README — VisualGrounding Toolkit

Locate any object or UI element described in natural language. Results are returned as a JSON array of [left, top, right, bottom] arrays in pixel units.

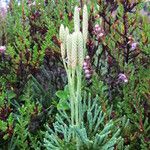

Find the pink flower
[[85, 69, 90, 74], [93, 24, 104, 40], [78, 7, 81, 12], [83, 62, 88, 67], [28, 1, 36, 7], [97, 32, 104, 38], [0, 2, 7, 19], [83, 66, 88, 70], [83, 55, 93, 82], [85, 74, 91, 78], [95, 24, 100, 28], [0, 46, 6, 53], [130, 42, 138, 51], [118, 73, 128, 83], [94, 24, 101, 32]]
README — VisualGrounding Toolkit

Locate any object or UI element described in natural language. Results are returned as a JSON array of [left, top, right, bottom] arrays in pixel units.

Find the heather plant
[[85, 1, 150, 148], [84, 1, 150, 149], [0, 80, 15, 149], [0, 1, 79, 148], [1, 1, 45, 95], [0, 74, 55, 150], [0, 0, 77, 96], [115, 65, 150, 149], [86, 0, 149, 91]]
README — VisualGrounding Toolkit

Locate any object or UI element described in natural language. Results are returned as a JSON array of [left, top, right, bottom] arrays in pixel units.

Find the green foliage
[[0, 0, 149, 149], [0, 74, 55, 149], [56, 86, 69, 110], [0, 0, 75, 95], [44, 92, 124, 150]]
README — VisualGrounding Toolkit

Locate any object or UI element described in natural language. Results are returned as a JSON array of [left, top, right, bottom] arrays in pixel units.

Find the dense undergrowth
[[0, 0, 149, 150]]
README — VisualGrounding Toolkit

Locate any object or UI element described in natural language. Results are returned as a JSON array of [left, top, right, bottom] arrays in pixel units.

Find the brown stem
[[123, 6, 130, 64]]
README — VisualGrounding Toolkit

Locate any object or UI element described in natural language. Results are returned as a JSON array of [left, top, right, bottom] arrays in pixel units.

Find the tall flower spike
[[77, 32, 84, 67], [82, 5, 88, 43], [60, 43, 65, 59], [71, 32, 78, 68], [65, 27, 69, 38], [67, 34, 72, 68], [64, 27, 70, 50], [59, 24, 65, 42], [74, 6, 80, 32]]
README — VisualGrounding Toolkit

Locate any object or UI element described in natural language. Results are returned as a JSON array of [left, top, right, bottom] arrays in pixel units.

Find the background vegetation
[[0, 0, 149, 149]]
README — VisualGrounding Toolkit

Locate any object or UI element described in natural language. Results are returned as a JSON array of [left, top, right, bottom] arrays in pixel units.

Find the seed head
[[59, 24, 65, 42], [71, 32, 78, 68], [82, 5, 88, 43], [60, 43, 65, 59], [77, 32, 84, 67], [74, 6, 80, 32], [66, 34, 72, 67]]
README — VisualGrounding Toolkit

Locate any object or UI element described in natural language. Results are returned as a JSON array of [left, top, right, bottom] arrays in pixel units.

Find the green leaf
[[0, 120, 7, 132], [7, 90, 16, 100], [3, 133, 9, 140], [56, 90, 68, 101], [7, 113, 14, 125], [57, 99, 69, 110]]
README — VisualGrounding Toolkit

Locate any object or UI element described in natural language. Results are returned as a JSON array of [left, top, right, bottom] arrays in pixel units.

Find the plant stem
[[63, 60, 75, 126], [76, 66, 82, 126]]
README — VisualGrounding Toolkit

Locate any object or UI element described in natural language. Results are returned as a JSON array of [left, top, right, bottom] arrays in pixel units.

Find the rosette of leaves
[[44, 92, 124, 150]]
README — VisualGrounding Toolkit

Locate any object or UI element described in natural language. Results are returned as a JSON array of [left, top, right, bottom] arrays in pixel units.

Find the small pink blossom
[[0, 46, 6, 53], [97, 32, 104, 38], [85, 69, 90, 74], [83, 55, 93, 81], [118, 73, 128, 83], [78, 7, 81, 12], [28, 1, 36, 7], [131, 42, 138, 51], [83, 66, 88, 70], [95, 24, 100, 28], [83, 62, 88, 67], [94, 24, 101, 32], [0, 2, 7, 19], [85, 74, 91, 78], [93, 24, 104, 40]]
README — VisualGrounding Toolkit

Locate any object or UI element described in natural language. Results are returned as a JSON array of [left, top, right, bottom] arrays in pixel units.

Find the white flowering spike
[[74, 6, 80, 32], [82, 5, 88, 43], [59, 24, 65, 42], [60, 43, 65, 59], [71, 32, 78, 68], [67, 34, 72, 67], [63, 27, 70, 49], [77, 32, 84, 67], [65, 27, 69, 38]]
